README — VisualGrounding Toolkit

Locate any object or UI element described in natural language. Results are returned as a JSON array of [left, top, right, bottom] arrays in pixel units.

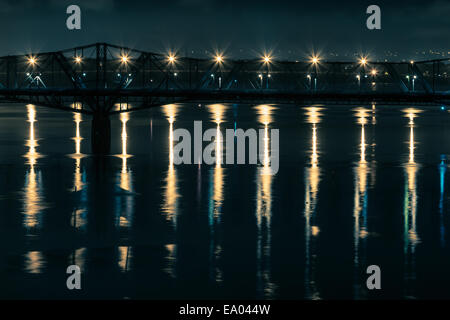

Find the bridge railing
[[0, 43, 449, 94], [0, 43, 449, 115]]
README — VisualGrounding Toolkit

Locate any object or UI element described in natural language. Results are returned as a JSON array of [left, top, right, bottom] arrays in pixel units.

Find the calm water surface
[[1, 102, 450, 299]]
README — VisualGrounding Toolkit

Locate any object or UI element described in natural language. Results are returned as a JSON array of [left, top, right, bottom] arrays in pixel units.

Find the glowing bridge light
[[262, 55, 272, 64], [74, 56, 82, 64], [27, 56, 37, 66], [120, 55, 129, 63], [215, 54, 224, 63], [167, 54, 176, 63], [359, 57, 368, 66], [310, 55, 320, 65], [371, 69, 378, 76]]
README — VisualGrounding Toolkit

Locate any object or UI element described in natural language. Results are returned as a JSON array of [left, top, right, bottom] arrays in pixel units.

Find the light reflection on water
[[207, 104, 227, 284], [254, 104, 276, 298], [303, 106, 322, 300], [352, 107, 373, 299], [22, 104, 46, 231], [161, 104, 180, 279], [402, 108, 421, 299], [161, 104, 181, 227], [69, 112, 87, 230], [1, 102, 450, 299], [115, 112, 134, 229], [439, 155, 446, 249]]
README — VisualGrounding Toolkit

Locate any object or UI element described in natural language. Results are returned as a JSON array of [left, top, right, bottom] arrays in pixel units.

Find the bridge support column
[[91, 112, 111, 154]]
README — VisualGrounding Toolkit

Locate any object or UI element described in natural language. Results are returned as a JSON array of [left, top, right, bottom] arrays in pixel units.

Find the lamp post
[[27, 56, 37, 86], [359, 57, 368, 90], [167, 54, 176, 89], [309, 55, 320, 92], [215, 54, 224, 89], [261, 54, 272, 90], [74, 56, 83, 81], [120, 54, 129, 74]]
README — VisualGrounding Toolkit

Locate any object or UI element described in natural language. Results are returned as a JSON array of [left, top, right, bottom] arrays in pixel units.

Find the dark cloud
[[0, 0, 448, 58], [50, 0, 116, 11], [0, 0, 35, 13]]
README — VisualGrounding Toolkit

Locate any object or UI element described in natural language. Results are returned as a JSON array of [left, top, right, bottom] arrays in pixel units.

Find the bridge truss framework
[[0, 43, 449, 152]]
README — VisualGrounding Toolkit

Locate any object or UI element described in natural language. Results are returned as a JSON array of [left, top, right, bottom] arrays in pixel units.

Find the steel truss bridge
[[0, 43, 449, 152]]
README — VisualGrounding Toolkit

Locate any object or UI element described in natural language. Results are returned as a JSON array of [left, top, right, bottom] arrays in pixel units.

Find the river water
[[0, 102, 450, 299]]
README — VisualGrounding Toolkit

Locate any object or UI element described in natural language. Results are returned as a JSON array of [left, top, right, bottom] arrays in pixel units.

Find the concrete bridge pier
[[91, 112, 111, 154]]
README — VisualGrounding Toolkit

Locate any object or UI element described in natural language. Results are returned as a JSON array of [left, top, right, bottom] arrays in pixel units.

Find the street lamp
[[310, 55, 320, 66], [357, 57, 369, 90], [120, 54, 130, 65], [359, 57, 368, 66], [262, 55, 272, 64], [214, 53, 224, 89], [412, 75, 417, 92], [309, 54, 320, 92], [167, 54, 176, 64], [165, 53, 177, 90], [74, 56, 82, 64], [27, 56, 37, 66], [370, 69, 378, 90], [260, 54, 272, 89]]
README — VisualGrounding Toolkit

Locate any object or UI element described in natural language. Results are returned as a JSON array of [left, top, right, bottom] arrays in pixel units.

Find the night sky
[[0, 0, 449, 59]]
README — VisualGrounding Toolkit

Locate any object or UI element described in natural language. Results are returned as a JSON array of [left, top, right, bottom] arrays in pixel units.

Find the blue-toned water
[[1, 102, 450, 299]]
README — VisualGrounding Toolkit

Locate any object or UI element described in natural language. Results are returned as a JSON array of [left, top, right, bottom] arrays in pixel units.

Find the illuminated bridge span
[[0, 42, 449, 153]]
